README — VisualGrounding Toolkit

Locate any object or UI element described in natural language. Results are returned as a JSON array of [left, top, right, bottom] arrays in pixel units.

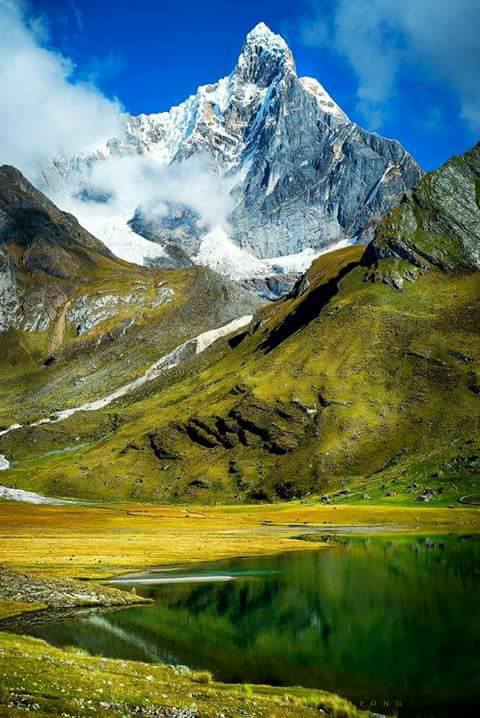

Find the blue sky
[[22, 0, 480, 170]]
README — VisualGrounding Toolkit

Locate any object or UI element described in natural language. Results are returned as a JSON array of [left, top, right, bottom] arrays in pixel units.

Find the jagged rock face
[[226, 30, 421, 256], [0, 247, 22, 331], [0, 165, 110, 263], [129, 203, 205, 255], [0, 164, 113, 333], [366, 142, 480, 274], [232, 112, 421, 257], [44, 23, 422, 277]]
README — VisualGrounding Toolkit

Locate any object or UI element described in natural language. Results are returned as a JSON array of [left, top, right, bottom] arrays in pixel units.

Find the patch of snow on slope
[[194, 227, 265, 280], [266, 167, 281, 196], [0, 313, 253, 505], [1, 316, 253, 440], [0, 483, 75, 504], [270, 239, 351, 272], [79, 213, 167, 265], [300, 77, 349, 122], [194, 227, 352, 280], [195, 315, 253, 354]]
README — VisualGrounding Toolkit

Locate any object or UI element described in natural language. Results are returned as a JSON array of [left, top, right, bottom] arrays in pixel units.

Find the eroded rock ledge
[[0, 566, 148, 615]]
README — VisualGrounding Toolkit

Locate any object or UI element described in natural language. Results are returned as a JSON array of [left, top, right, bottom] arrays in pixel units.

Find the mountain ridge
[[42, 23, 422, 292]]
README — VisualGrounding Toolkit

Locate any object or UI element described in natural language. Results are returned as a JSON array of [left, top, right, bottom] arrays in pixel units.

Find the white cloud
[[300, 0, 480, 130], [0, 1, 235, 253], [53, 153, 237, 256], [0, 0, 123, 179], [87, 153, 235, 230]]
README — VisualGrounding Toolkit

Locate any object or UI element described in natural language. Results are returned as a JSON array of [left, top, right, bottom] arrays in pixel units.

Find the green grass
[[0, 631, 369, 718], [0, 601, 47, 621], [1, 221, 479, 506], [2, 246, 478, 505]]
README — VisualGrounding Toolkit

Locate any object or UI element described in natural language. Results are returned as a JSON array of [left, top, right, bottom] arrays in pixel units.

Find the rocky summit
[[43, 23, 421, 294]]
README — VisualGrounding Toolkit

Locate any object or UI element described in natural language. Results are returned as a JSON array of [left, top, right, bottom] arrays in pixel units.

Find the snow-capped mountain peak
[[245, 21, 283, 43], [236, 22, 295, 87], [42, 22, 422, 296], [243, 22, 292, 56]]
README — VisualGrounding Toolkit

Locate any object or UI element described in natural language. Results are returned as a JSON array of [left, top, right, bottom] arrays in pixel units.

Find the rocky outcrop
[[130, 203, 206, 256], [148, 395, 319, 462], [240, 273, 301, 300], [66, 284, 174, 336], [365, 142, 480, 276], [0, 566, 148, 614]]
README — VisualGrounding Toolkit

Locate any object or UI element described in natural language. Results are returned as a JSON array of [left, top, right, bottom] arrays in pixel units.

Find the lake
[[22, 535, 480, 717]]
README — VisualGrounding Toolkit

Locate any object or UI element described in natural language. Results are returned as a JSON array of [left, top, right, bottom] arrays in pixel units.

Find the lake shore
[[0, 500, 479, 579], [1, 500, 479, 718], [0, 566, 148, 624], [0, 630, 370, 718]]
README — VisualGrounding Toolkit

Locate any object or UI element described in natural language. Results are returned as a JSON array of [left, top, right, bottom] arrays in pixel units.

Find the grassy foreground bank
[[0, 631, 369, 718], [1, 500, 479, 578]]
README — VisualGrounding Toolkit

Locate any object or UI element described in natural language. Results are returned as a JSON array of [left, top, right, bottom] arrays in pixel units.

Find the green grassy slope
[[0, 631, 367, 718], [1, 147, 479, 504], [2, 245, 478, 504]]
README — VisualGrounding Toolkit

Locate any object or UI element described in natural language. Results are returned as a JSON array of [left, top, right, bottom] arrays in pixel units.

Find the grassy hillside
[[1, 243, 478, 504], [0, 147, 479, 504], [0, 166, 260, 426], [0, 265, 259, 426]]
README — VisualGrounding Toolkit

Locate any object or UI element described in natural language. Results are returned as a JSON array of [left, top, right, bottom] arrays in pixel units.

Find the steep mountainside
[[0, 166, 260, 427], [43, 23, 421, 291], [366, 141, 480, 273], [1, 145, 478, 505], [0, 164, 117, 332]]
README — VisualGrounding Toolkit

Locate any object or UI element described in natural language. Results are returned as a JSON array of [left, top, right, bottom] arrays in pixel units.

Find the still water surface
[[25, 536, 480, 717]]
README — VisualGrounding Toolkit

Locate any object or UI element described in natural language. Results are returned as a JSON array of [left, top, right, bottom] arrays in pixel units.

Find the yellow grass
[[0, 500, 478, 579]]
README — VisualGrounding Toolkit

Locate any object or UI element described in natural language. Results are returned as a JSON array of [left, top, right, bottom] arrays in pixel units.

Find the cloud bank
[[56, 153, 236, 236], [0, 0, 123, 179], [300, 0, 480, 130], [90, 154, 235, 231], [0, 0, 234, 252]]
